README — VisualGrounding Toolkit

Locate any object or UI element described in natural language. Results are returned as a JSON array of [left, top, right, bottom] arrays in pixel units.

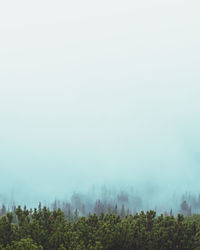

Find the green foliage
[[0, 205, 199, 249], [6, 238, 43, 250]]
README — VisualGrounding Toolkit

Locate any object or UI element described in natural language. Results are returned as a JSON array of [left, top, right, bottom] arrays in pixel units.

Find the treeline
[[0, 189, 143, 220], [1, 190, 199, 219], [0, 205, 200, 249]]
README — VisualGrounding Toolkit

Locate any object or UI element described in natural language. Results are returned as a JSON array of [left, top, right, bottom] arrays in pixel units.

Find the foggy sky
[[0, 0, 200, 204]]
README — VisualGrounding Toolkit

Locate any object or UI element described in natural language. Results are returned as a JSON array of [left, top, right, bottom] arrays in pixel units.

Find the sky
[[0, 0, 200, 205]]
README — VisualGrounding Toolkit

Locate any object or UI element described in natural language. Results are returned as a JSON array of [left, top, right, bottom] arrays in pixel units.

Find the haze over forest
[[0, 0, 200, 210]]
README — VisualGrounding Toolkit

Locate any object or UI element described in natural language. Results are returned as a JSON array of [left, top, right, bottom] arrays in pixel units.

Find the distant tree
[[0, 204, 6, 217], [38, 202, 42, 212], [71, 193, 82, 210], [80, 204, 86, 216], [52, 200, 57, 211], [114, 204, 118, 215], [74, 208, 79, 222], [180, 200, 190, 216], [94, 200, 105, 216], [126, 208, 130, 216], [117, 191, 128, 204], [120, 204, 125, 219]]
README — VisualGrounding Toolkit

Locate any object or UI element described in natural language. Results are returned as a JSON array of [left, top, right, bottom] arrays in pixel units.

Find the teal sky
[[0, 0, 200, 204]]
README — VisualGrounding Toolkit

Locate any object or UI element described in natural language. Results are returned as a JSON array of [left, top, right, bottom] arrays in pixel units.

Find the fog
[[0, 0, 200, 210]]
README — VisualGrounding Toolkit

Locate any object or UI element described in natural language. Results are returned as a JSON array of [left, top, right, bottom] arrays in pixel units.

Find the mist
[[0, 0, 200, 211]]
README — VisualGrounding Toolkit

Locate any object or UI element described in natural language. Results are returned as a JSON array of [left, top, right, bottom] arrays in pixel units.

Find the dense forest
[[0, 190, 200, 249], [0, 204, 200, 249]]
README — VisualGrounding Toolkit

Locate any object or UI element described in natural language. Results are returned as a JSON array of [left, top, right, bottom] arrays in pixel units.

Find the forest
[[0, 205, 200, 249], [0, 190, 200, 249]]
